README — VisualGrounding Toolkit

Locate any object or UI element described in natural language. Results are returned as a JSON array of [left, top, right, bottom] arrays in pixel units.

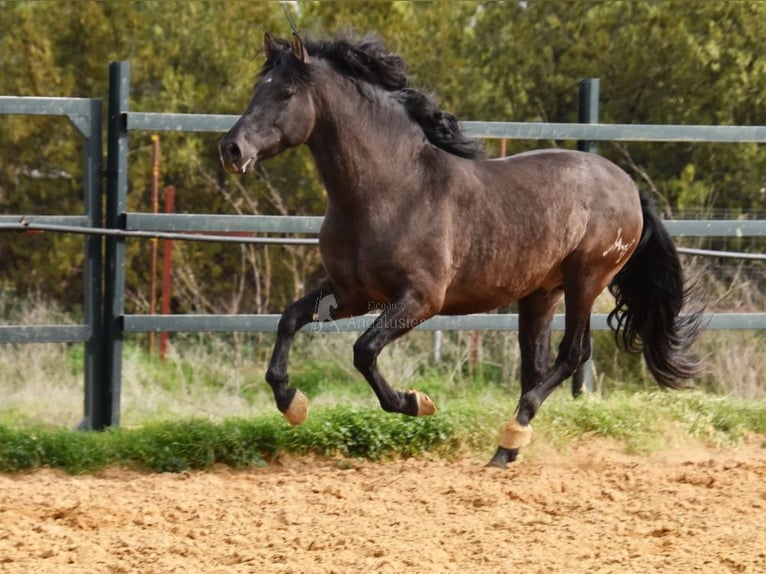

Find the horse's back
[[504, 149, 642, 281], [496, 148, 638, 204], [485, 148, 642, 237], [440, 148, 643, 312]]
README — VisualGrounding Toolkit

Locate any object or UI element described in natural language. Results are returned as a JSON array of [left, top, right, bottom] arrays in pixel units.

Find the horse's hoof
[[283, 389, 309, 426], [486, 446, 519, 469], [499, 418, 533, 450], [413, 390, 436, 416]]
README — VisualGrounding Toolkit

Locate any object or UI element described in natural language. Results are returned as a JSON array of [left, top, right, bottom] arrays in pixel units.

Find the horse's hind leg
[[487, 290, 561, 468], [522, 279, 602, 424], [352, 292, 438, 417], [517, 290, 563, 393], [490, 315, 592, 468], [266, 282, 364, 425], [489, 267, 607, 468]]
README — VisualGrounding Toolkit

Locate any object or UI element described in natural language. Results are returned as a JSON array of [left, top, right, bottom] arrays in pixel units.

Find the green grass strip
[[1, 391, 764, 474]]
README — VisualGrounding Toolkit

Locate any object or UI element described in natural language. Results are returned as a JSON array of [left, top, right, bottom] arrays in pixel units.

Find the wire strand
[[280, 1, 300, 36]]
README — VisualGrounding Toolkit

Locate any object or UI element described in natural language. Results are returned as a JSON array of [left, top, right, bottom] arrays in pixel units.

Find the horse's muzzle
[[218, 139, 256, 174]]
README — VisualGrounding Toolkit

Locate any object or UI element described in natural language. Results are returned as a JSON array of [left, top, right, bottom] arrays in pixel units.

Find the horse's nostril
[[222, 140, 241, 162]]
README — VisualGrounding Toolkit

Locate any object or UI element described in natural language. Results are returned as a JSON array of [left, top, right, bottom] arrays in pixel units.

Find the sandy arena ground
[[1, 439, 765, 574]]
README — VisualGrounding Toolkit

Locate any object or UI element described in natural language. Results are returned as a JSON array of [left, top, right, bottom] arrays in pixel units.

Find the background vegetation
[[1, 0, 764, 314], [2, 388, 765, 474], [0, 1, 765, 470], [0, 298, 764, 473]]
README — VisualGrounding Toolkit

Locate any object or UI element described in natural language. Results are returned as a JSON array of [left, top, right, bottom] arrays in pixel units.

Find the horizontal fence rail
[[0, 96, 97, 138], [122, 312, 766, 334], [0, 325, 92, 343], [0, 221, 320, 245], [125, 111, 766, 143], [118, 108, 766, 349], [125, 213, 324, 233], [462, 121, 766, 143]]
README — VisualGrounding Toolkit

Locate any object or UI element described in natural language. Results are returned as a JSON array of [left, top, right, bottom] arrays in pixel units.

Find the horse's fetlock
[[380, 401, 401, 414], [517, 393, 540, 426], [378, 392, 414, 415], [273, 386, 297, 414], [266, 369, 288, 388]]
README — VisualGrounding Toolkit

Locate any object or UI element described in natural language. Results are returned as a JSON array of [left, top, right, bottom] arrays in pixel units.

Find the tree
[[1, 0, 764, 315]]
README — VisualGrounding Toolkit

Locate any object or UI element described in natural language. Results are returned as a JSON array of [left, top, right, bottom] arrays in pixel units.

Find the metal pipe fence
[[1, 64, 765, 429], [0, 96, 103, 429]]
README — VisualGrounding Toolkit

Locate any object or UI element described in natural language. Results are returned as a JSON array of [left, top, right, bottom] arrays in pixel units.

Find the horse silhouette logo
[[311, 294, 338, 332]]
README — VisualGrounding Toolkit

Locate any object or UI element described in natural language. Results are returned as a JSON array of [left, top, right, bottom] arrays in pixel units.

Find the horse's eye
[[279, 88, 295, 101]]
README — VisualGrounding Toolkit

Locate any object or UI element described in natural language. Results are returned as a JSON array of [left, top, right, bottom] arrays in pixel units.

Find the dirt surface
[[1, 439, 765, 574]]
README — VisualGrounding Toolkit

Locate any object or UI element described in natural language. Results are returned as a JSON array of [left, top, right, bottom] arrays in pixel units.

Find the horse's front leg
[[352, 292, 438, 417], [265, 284, 332, 425], [266, 282, 363, 425]]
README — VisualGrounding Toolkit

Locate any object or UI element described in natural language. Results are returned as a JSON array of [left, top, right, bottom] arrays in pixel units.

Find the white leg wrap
[[498, 417, 533, 449]]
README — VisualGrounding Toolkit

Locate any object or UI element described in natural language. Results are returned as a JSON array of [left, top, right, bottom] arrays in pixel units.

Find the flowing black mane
[[264, 35, 485, 160]]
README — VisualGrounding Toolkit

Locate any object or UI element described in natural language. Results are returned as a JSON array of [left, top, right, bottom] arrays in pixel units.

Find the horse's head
[[219, 33, 315, 174]]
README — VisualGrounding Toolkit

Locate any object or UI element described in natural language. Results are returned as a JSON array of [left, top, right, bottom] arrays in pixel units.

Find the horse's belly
[[440, 262, 563, 314]]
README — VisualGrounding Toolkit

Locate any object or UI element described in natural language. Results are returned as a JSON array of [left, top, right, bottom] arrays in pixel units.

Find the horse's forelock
[[260, 43, 312, 86]]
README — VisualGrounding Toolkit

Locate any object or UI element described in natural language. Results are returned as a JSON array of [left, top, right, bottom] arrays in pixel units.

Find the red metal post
[[159, 185, 176, 361], [148, 135, 160, 355]]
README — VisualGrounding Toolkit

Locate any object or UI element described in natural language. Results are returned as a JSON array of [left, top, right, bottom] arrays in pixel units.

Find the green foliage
[[284, 406, 454, 459], [541, 391, 674, 454], [664, 392, 766, 440], [538, 390, 766, 455], [289, 359, 362, 397], [0, 425, 110, 474], [1, 390, 764, 474], [2, 1, 765, 312]]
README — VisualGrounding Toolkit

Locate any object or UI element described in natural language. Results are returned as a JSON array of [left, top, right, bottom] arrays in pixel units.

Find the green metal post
[[573, 78, 599, 397], [81, 98, 104, 429], [577, 78, 600, 153], [98, 61, 130, 429]]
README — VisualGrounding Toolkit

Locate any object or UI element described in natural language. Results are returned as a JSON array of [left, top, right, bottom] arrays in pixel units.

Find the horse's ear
[[291, 33, 310, 63], [263, 32, 278, 58]]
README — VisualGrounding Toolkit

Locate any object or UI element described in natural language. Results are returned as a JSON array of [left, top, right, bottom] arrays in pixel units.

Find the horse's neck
[[307, 81, 424, 214]]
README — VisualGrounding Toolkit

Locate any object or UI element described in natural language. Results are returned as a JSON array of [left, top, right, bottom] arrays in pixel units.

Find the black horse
[[219, 33, 704, 467]]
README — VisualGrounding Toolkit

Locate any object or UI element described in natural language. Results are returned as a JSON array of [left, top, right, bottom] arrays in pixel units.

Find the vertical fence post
[[148, 135, 160, 356], [159, 185, 176, 361], [577, 79, 600, 154], [572, 78, 600, 397], [98, 61, 130, 429], [81, 98, 104, 430]]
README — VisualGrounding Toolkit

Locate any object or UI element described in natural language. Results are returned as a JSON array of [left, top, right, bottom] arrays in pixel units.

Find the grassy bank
[[1, 390, 764, 474], [1, 300, 765, 473]]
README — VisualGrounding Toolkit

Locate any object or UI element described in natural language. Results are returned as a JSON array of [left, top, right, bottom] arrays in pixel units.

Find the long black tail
[[607, 191, 705, 388]]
